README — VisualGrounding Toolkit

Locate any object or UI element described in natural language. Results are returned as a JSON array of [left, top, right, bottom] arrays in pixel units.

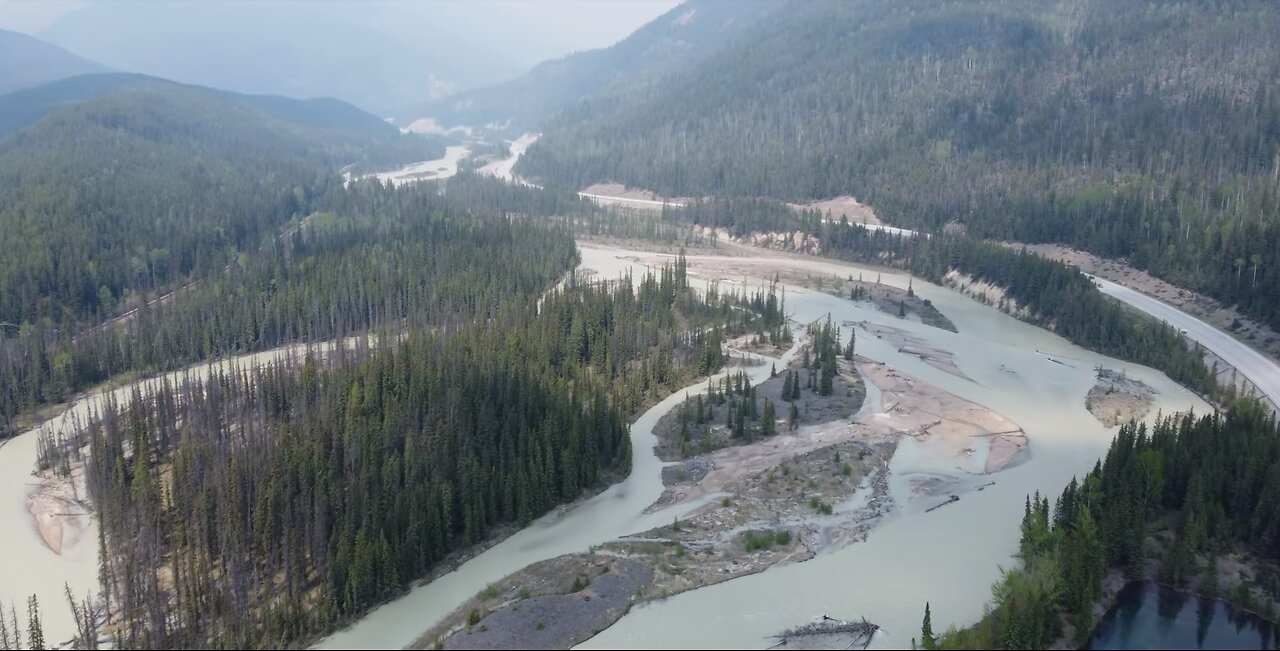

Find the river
[[346, 145, 472, 187], [0, 244, 1210, 649], [0, 340, 353, 646], [570, 246, 1209, 649], [316, 245, 1208, 649]]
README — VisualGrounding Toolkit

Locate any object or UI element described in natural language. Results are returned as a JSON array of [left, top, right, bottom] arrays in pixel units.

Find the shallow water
[[317, 246, 1207, 649], [0, 421, 99, 645], [0, 244, 1209, 650], [0, 340, 349, 645], [358, 145, 470, 186], [316, 338, 800, 649], [1087, 582, 1276, 650], [575, 247, 1208, 650]]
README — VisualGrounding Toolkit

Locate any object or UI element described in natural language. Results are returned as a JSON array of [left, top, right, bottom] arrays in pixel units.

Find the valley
[[310, 241, 1211, 649], [3, 2, 1279, 649], [1, 231, 1229, 648]]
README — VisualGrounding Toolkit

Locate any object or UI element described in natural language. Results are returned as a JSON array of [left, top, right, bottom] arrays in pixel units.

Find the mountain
[[34, 1, 524, 116], [518, 0, 1280, 332], [406, 0, 784, 131], [0, 73, 408, 141], [0, 80, 442, 329], [0, 28, 106, 95]]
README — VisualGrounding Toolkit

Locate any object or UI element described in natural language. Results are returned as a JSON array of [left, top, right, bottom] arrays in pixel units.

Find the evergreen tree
[[762, 400, 777, 436], [26, 595, 42, 651], [920, 601, 936, 650]]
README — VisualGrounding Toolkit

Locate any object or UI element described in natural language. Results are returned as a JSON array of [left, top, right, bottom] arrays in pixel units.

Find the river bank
[[1056, 547, 1280, 649], [1, 238, 1215, 649], [1012, 242, 1280, 366], [1086, 580, 1276, 650], [1086, 368, 1156, 428], [415, 356, 883, 649], [565, 243, 1207, 649], [344, 144, 471, 186], [0, 335, 373, 645], [417, 314, 1041, 650]]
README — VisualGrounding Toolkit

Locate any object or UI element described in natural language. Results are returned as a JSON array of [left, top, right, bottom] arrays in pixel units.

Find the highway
[[464, 130, 1276, 408], [1095, 278, 1280, 409], [577, 192, 686, 208]]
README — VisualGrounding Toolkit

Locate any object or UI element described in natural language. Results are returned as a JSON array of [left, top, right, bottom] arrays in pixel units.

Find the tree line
[[926, 399, 1280, 649], [37, 253, 778, 648], [661, 199, 1217, 398], [0, 81, 448, 332], [0, 178, 581, 439], [520, 0, 1280, 332]]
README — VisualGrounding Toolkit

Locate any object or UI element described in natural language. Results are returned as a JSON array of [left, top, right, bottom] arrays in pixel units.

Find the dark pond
[[1087, 581, 1276, 649]]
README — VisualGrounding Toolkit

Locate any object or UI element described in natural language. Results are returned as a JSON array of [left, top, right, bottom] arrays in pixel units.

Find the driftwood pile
[[770, 616, 879, 650]]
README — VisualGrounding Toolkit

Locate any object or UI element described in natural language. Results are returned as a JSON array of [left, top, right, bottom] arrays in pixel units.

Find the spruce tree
[[920, 602, 936, 650], [26, 595, 43, 651]]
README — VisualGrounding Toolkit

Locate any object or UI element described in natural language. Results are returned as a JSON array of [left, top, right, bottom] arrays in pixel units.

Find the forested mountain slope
[[0, 81, 442, 331], [521, 0, 1280, 330], [409, 0, 783, 131], [0, 73, 412, 140], [32, 178, 778, 643], [0, 28, 106, 95]]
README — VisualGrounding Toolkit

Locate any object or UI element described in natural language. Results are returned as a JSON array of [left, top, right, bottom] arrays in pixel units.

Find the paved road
[[578, 192, 686, 209], [458, 130, 1275, 408], [1095, 278, 1280, 408]]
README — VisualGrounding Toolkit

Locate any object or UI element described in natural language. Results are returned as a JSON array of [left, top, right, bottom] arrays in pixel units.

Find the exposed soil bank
[[324, 242, 1212, 649], [428, 555, 651, 651], [789, 196, 883, 226], [1014, 242, 1280, 365], [420, 346, 1032, 649]]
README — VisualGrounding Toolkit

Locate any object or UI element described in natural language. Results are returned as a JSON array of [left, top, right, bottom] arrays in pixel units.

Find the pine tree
[[26, 595, 43, 651], [920, 602, 936, 650], [820, 350, 836, 396], [0, 604, 11, 651]]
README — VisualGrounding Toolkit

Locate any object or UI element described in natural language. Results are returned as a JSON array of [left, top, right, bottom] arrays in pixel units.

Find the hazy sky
[[0, 0, 82, 31], [0, 0, 683, 59]]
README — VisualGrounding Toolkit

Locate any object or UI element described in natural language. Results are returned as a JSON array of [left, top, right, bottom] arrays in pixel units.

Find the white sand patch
[[790, 196, 883, 226]]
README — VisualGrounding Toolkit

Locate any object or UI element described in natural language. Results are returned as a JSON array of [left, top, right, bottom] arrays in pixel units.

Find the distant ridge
[[0, 27, 107, 95]]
